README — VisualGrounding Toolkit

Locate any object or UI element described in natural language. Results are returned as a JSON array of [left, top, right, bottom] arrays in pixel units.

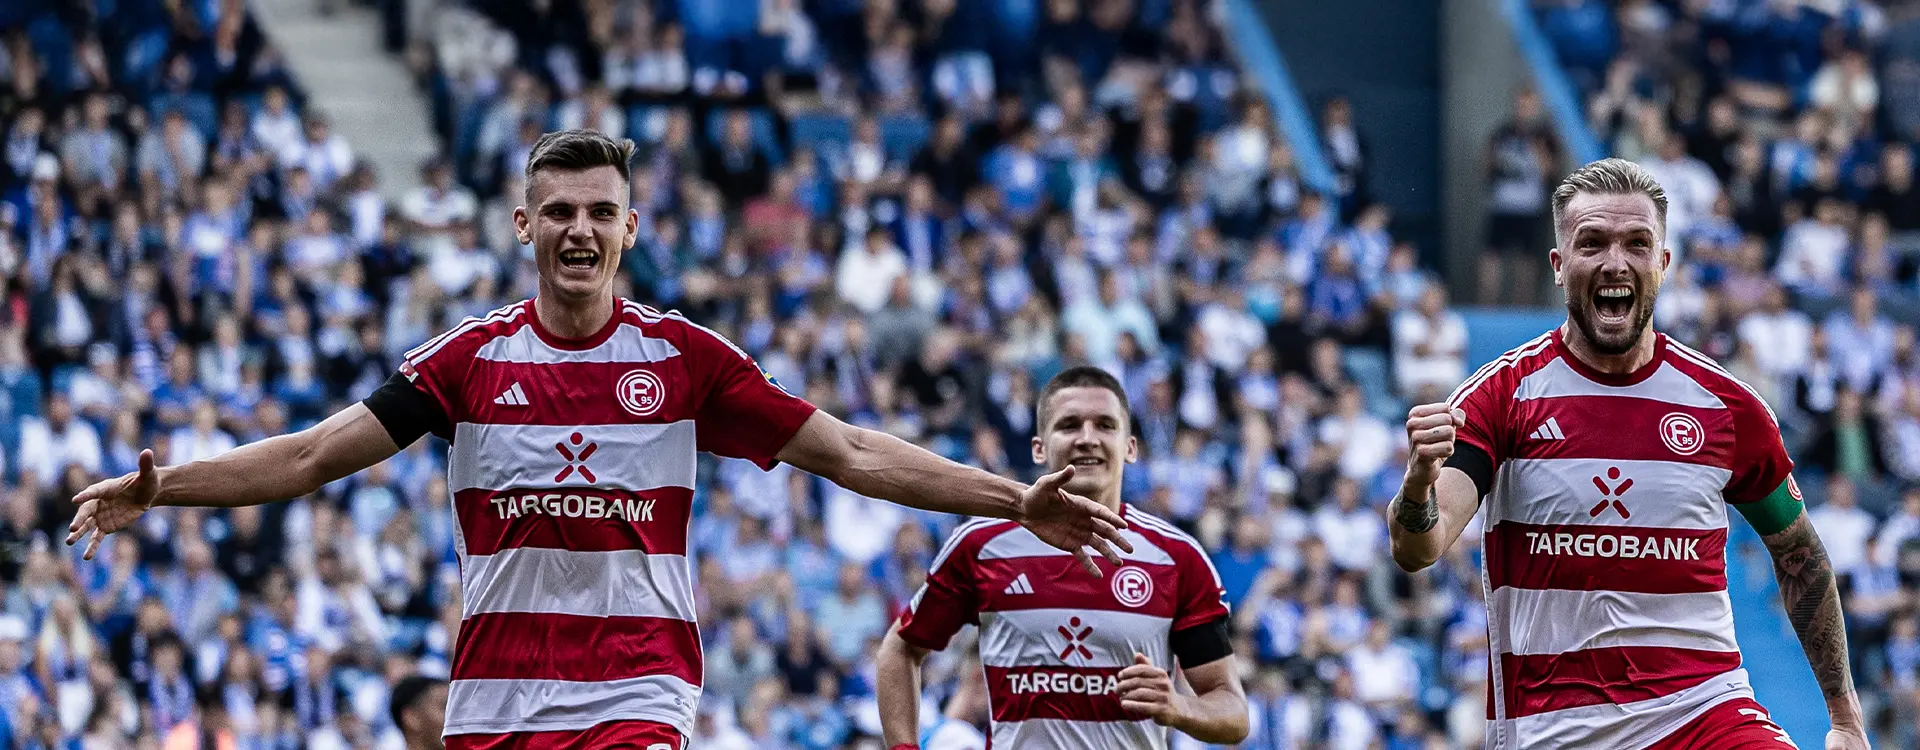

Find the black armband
[[1170, 616, 1233, 667], [1444, 441, 1495, 499], [362, 371, 451, 447]]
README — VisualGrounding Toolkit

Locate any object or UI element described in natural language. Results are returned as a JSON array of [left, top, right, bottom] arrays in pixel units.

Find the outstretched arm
[[69, 403, 403, 558], [1761, 510, 1867, 742], [156, 403, 401, 508], [775, 410, 1131, 572], [777, 410, 1030, 519]]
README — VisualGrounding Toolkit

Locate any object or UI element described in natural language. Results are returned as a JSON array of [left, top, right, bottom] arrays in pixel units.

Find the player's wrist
[[1396, 474, 1434, 504], [146, 466, 173, 508], [1826, 694, 1865, 728]]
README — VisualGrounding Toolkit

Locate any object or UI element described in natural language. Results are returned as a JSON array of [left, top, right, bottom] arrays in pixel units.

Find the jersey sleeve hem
[[892, 619, 953, 652], [751, 401, 819, 471]]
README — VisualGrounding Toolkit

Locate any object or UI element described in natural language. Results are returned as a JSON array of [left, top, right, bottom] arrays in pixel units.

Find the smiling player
[[1389, 158, 1867, 749], [65, 130, 1134, 749], [877, 366, 1249, 749]]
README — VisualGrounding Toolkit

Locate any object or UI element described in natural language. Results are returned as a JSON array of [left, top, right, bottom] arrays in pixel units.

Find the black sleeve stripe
[[1445, 440, 1495, 499], [1170, 616, 1233, 668], [362, 371, 450, 448]]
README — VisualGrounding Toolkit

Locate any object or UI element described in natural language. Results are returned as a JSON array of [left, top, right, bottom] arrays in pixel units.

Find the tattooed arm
[[1761, 511, 1868, 747], [1389, 404, 1485, 572]]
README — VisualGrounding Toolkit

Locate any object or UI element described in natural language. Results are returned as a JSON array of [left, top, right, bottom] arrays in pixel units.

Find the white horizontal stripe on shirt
[[472, 323, 684, 364], [449, 421, 697, 493], [1490, 668, 1752, 749], [461, 548, 696, 622], [1513, 358, 1727, 409], [977, 527, 1176, 566], [1488, 587, 1737, 657], [990, 718, 1165, 750], [443, 673, 699, 738], [976, 608, 1172, 669], [1490, 458, 1732, 530]]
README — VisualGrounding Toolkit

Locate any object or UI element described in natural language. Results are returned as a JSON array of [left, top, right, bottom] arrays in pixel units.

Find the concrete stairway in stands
[[250, 0, 436, 200]]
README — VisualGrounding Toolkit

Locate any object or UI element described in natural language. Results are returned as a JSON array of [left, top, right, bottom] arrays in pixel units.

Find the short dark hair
[[524, 129, 637, 197], [1037, 366, 1130, 431], [389, 675, 446, 730]]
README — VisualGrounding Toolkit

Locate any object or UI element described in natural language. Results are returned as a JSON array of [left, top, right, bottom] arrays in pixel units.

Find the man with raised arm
[[67, 130, 1132, 749], [1389, 157, 1868, 749]]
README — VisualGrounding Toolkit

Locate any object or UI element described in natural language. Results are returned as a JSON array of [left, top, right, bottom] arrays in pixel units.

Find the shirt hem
[[442, 707, 693, 739]]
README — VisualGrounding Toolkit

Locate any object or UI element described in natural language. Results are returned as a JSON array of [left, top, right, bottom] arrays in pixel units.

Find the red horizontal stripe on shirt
[[446, 720, 683, 750], [453, 612, 702, 684], [454, 487, 692, 556], [1500, 646, 1742, 718], [464, 361, 696, 426], [1485, 523, 1727, 595], [983, 665, 1138, 723], [969, 557, 1180, 619], [1507, 398, 1735, 468]]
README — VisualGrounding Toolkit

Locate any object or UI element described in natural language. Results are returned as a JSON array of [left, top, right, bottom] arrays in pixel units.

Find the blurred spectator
[[814, 563, 886, 666], [1392, 286, 1467, 401], [1810, 477, 1877, 587]]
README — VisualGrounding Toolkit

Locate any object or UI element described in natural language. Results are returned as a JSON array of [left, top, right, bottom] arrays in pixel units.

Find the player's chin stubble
[[1566, 285, 1657, 357]]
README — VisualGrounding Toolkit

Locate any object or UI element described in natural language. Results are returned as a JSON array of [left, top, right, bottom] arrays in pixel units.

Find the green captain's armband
[[1733, 474, 1805, 537]]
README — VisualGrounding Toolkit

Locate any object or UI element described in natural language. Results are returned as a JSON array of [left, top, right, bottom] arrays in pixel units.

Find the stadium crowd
[[1, 0, 1918, 748]]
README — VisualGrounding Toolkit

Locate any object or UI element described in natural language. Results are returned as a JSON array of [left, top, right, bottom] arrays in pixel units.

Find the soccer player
[[1389, 158, 1869, 749], [876, 366, 1249, 749], [64, 130, 1133, 749]]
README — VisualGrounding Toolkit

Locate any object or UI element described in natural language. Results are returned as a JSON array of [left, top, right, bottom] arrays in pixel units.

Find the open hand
[[67, 449, 160, 560], [1017, 465, 1133, 576], [1117, 653, 1179, 725]]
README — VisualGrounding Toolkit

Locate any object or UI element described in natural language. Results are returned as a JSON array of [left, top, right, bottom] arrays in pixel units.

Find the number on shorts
[[1737, 709, 1798, 747]]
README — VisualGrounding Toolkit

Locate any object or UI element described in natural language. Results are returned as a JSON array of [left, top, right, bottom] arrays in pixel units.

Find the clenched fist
[[1404, 403, 1467, 489]]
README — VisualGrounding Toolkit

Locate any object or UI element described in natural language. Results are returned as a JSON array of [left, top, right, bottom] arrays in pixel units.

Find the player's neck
[[1560, 322, 1657, 376], [533, 291, 617, 340]]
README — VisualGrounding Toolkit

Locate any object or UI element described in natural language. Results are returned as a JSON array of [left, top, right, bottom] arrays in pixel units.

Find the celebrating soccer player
[[1388, 158, 1869, 749], [876, 366, 1248, 749], [63, 130, 1135, 749]]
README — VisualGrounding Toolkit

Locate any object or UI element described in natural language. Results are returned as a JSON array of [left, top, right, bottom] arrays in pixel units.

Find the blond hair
[[1550, 158, 1669, 245]]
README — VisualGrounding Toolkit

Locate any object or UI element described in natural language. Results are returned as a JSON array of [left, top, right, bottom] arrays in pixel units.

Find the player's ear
[[1124, 434, 1138, 464], [513, 206, 531, 246], [1660, 246, 1672, 272], [624, 207, 640, 249], [1031, 435, 1046, 466], [1549, 247, 1564, 287]]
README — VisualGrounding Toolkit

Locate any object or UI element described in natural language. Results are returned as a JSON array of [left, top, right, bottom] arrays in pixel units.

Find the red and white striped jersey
[[897, 506, 1230, 750], [397, 298, 816, 745], [1451, 328, 1791, 749]]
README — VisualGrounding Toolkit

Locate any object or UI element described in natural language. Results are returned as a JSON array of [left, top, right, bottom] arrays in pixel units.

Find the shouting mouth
[[1069, 456, 1106, 469], [559, 247, 601, 271], [1594, 284, 1634, 325]]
